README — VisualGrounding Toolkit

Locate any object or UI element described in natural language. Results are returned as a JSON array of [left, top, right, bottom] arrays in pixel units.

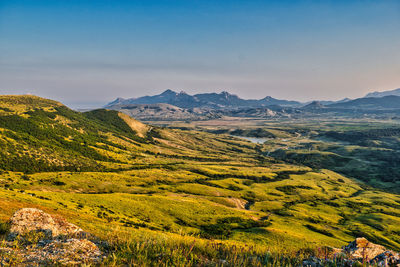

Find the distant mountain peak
[[302, 101, 325, 109], [106, 97, 126, 107], [160, 89, 177, 96], [220, 91, 238, 99], [262, 96, 273, 100]]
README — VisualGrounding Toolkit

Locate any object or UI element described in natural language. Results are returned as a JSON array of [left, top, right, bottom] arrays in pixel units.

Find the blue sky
[[1, 0, 399, 108]]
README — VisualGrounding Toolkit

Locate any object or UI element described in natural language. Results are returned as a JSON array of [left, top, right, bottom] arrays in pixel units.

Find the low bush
[[0, 221, 10, 236], [200, 217, 271, 239], [304, 224, 334, 237]]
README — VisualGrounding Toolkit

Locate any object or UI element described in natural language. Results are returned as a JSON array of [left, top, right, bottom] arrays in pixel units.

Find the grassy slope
[[1, 95, 400, 264]]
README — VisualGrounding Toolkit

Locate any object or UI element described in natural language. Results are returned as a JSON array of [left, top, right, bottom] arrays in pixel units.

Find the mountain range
[[107, 88, 400, 110], [106, 89, 301, 109], [105, 88, 400, 121]]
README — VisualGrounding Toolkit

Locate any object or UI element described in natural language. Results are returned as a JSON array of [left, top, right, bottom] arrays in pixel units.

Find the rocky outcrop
[[9, 208, 84, 238], [302, 237, 400, 266], [344, 238, 400, 266], [1, 208, 105, 266], [343, 237, 386, 260]]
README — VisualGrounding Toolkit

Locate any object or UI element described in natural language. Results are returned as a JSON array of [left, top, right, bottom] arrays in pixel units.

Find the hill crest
[[0, 95, 64, 114]]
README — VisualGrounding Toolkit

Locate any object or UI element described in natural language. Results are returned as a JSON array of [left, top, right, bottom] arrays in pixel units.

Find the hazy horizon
[[1, 0, 399, 108]]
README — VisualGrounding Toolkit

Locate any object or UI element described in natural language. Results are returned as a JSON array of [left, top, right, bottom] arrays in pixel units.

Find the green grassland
[[1, 95, 400, 265], [163, 117, 400, 193]]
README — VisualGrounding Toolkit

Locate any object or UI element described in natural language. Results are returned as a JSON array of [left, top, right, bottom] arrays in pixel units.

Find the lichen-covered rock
[[301, 238, 400, 266], [8, 208, 83, 238], [24, 238, 103, 265], [1, 238, 105, 266], [343, 237, 386, 260]]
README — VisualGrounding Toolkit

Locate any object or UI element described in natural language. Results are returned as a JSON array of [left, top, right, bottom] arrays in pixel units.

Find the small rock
[[302, 256, 323, 267], [370, 251, 400, 266]]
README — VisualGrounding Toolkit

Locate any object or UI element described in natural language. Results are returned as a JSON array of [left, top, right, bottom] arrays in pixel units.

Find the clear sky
[[1, 0, 399, 108]]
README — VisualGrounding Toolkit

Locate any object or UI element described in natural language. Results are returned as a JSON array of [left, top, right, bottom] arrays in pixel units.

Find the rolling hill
[[106, 103, 221, 121], [328, 95, 400, 110]]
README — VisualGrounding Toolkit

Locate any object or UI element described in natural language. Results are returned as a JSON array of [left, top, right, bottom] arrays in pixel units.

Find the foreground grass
[[0, 224, 345, 266], [102, 228, 332, 266], [104, 229, 269, 266]]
